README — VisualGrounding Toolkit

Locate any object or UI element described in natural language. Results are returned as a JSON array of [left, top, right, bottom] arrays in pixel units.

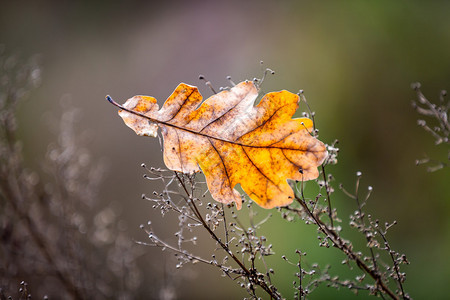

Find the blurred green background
[[1, 0, 449, 298]]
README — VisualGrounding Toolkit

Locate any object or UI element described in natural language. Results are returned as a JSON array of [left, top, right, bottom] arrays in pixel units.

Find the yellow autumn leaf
[[107, 81, 327, 209]]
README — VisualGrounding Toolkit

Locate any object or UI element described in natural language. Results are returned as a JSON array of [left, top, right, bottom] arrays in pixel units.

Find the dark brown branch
[[173, 172, 280, 299], [290, 196, 398, 300]]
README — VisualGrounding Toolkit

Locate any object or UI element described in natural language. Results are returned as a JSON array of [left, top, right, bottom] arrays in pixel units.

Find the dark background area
[[1, 0, 449, 299]]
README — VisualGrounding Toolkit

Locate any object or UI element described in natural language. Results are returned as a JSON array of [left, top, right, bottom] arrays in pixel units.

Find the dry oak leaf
[[107, 81, 327, 209]]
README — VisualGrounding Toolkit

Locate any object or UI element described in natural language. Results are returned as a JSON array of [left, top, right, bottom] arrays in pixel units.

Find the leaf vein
[[208, 138, 234, 197], [165, 89, 195, 123], [241, 146, 282, 193]]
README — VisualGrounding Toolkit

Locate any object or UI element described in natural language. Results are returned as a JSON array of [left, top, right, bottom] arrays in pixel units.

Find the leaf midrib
[[107, 96, 323, 153]]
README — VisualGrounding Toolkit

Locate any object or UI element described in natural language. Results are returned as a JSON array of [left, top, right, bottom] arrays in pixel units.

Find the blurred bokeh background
[[1, 0, 449, 299]]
